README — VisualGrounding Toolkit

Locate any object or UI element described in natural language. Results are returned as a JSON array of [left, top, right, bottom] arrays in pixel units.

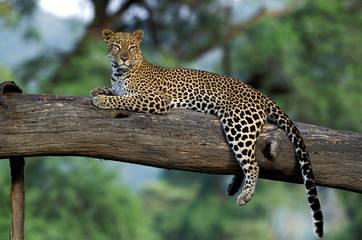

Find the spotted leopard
[[90, 29, 323, 237]]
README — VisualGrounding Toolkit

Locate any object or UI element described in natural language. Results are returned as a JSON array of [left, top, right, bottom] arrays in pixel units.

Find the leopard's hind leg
[[235, 151, 259, 205], [220, 108, 265, 205]]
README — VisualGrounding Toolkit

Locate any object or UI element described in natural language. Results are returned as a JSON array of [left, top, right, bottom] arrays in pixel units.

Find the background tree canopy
[[0, 0, 361, 239]]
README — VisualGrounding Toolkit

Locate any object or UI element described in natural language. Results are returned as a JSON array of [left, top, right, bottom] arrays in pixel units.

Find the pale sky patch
[[38, 0, 94, 22]]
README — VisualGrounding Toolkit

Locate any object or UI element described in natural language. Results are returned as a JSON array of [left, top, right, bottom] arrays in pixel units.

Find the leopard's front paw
[[92, 95, 112, 109], [89, 86, 114, 97]]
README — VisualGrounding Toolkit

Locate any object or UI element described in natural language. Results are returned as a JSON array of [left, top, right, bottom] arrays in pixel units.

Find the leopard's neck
[[111, 61, 127, 77], [110, 59, 151, 96]]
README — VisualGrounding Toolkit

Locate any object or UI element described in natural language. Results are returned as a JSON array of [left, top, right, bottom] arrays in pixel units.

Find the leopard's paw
[[236, 190, 253, 206], [90, 86, 114, 97], [92, 95, 111, 109]]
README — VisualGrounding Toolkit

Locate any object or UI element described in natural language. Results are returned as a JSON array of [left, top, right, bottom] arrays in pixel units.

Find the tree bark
[[0, 81, 361, 193]]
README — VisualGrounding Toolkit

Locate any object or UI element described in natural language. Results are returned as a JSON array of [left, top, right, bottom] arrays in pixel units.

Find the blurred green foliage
[[1, 0, 361, 239], [231, 0, 362, 131], [0, 158, 157, 240]]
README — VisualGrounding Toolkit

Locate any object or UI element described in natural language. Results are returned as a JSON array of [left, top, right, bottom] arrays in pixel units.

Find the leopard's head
[[102, 29, 144, 69]]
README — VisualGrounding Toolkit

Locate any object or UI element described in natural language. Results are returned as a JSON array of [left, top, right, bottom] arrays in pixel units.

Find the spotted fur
[[90, 29, 323, 237]]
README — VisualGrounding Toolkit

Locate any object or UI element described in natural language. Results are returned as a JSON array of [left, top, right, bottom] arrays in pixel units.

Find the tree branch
[[1, 81, 361, 193]]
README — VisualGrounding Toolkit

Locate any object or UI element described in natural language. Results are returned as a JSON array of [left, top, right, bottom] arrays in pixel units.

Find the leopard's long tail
[[266, 103, 323, 238]]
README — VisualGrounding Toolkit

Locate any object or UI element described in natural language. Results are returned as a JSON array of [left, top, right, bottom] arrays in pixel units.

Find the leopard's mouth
[[118, 59, 139, 68], [118, 64, 129, 69], [109, 56, 139, 69]]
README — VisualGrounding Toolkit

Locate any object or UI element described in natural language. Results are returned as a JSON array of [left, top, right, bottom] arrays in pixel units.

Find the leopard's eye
[[129, 45, 137, 51], [111, 45, 121, 51]]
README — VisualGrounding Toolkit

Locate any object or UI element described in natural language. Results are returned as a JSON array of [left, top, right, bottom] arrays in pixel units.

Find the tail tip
[[314, 222, 323, 238]]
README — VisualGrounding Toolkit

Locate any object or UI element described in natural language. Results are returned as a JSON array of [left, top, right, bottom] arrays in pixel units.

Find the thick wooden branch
[[0, 82, 361, 193]]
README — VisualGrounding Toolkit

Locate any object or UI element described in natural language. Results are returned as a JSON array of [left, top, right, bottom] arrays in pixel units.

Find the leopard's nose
[[120, 49, 129, 62], [120, 56, 128, 62], [121, 55, 128, 62]]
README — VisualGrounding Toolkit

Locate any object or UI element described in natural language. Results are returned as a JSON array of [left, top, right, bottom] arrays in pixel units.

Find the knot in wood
[[261, 141, 278, 161]]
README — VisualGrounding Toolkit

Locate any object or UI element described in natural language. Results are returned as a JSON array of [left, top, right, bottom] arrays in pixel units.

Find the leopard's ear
[[102, 29, 115, 42], [132, 29, 144, 42]]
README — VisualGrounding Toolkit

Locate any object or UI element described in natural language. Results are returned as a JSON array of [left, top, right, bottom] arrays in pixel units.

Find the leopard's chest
[[111, 74, 128, 96]]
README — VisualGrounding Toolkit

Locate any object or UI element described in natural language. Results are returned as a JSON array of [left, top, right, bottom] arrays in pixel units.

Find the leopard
[[90, 29, 323, 238]]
